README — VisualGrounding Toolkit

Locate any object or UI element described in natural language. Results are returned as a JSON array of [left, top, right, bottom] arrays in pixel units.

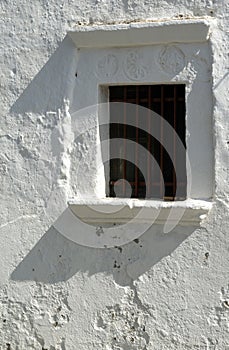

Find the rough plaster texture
[[0, 0, 228, 349]]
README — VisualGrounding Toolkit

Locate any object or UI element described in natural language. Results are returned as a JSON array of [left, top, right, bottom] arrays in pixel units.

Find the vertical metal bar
[[123, 87, 127, 196], [173, 85, 177, 199], [147, 86, 151, 198], [160, 85, 164, 198], [109, 87, 111, 196], [135, 86, 139, 197], [109, 87, 113, 197]]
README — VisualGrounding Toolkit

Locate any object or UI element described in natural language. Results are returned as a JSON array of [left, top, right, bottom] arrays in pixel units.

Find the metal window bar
[[160, 85, 164, 198], [135, 86, 139, 197], [123, 87, 127, 196], [173, 85, 177, 199], [147, 86, 151, 198]]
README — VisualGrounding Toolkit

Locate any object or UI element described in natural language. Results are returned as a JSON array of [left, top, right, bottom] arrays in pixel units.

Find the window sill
[[68, 198, 213, 227]]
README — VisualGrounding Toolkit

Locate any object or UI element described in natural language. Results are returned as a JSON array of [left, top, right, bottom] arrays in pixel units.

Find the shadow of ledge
[[11, 220, 195, 286]]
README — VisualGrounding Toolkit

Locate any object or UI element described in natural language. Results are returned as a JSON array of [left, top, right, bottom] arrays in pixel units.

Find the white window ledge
[[68, 19, 210, 48], [68, 198, 213, 227]]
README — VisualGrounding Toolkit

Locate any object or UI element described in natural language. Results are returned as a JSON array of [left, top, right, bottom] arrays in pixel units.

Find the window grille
[[109, 85, 186, 200]]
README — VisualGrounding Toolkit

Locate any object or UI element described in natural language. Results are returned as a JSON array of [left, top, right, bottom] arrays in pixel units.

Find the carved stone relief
[[159, 45, 185, 75], [95, 46, 210, 86], [96, 54, 118, 78], [123, 51, 147, 80]]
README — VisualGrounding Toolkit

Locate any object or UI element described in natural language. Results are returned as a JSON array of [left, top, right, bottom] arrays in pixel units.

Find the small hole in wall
[[75, 72, 78, 77], [89, 17, 94, 25], [223, 300, 229, 309], [115, 246, 122, 253], [113, 260, 121, 268], [32, 268, 35, 271]]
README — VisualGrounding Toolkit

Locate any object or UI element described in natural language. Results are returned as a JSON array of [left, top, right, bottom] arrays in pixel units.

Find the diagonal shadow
[[11, 215, 195, 286], [10, 35, 78, 115]]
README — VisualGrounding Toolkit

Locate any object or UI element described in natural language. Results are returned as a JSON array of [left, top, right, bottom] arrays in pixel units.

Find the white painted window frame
[[67, 20, 214, 227]]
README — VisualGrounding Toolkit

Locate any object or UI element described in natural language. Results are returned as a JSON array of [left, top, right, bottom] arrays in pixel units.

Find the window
[[69, 20, 213, 203], [63, 21, 213, 247], [109, 85, 186, 200]]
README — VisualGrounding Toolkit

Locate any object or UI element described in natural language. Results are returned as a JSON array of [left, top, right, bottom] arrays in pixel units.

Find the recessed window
[[108, 85, 186, 200]]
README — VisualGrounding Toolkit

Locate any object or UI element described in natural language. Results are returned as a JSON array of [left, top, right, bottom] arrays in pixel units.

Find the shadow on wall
[[11, 218, 195, 286], [10, 35, 78, 115]]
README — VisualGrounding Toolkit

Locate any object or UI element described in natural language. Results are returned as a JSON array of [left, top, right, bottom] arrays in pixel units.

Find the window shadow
[[11, 212, 196, 286]]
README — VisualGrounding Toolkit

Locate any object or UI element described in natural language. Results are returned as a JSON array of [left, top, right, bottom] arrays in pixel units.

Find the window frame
[[69, 20, 214, 203], [63, 20, 214, 246]]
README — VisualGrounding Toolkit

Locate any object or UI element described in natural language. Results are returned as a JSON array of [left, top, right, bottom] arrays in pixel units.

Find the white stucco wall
[[0, 1, 228, 349]]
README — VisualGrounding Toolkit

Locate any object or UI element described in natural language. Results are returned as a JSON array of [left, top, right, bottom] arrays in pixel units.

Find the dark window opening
[[109, 85, 186, 200]]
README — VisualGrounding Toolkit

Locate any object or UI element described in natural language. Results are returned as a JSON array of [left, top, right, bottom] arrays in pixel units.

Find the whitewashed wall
[[0, 1, 228, 349]]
